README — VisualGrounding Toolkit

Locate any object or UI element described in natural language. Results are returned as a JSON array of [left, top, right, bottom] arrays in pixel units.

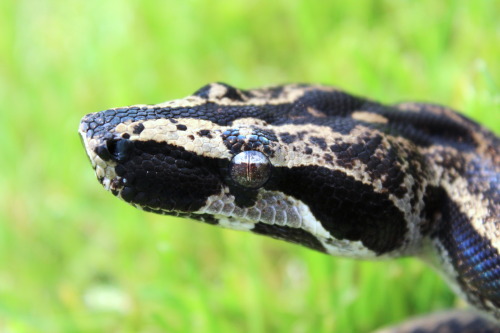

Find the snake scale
[[79, 83, 500, 332]]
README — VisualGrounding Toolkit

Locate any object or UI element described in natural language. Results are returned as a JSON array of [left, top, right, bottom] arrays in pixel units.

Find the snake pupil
[[229, 151, 271, 189]]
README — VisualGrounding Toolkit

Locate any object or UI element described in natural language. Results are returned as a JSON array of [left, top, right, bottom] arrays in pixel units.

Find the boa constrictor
[[79, 83, 500, 332]]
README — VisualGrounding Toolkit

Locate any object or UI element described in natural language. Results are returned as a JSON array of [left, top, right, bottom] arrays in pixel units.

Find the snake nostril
[[107, 139, 134, 162], [95, 145, 112, 161], [95, 139, 134, 162]]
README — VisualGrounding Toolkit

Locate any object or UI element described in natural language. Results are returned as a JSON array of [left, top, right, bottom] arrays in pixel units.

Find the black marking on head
[[229, 186, 259, 208], [221, 129, 274, 155], [110, 139, 134, 162], [192, 84, 212, 99], [267, 86, 285, 98], [433, 194, 500, 309], [133, 123, 145, 134], [291, 89, 381, 117], [218, 84, 245, 101], [193, 82, 245, 101], [420, 186, 445, 235], [95, 139, 135, 162], [198, 130, 212, 138], [379, 147, 407, 198], [113, 140, 222, 212], [279, 132, 298, 144], [310, 136, 327, 150], [266, 166, 408, 254], [297, 131, 307, 140], [330, 135, 383, 168], [409, 182, 420, 213], [222, 129, 243, 154], [95, 145, 112, 161], [176, 124, 187, 131], [252, 223, 326, 253], [252, 128, 278, 142], [384, 106, 478, 149]]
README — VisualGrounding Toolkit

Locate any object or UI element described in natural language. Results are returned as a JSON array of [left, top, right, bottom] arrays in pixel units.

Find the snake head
[[79, 83, 434, 257], [78, 89, 328, 253]]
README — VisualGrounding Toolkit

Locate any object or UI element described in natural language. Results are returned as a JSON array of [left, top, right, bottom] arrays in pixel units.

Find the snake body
[[79, 83, 500, 330]]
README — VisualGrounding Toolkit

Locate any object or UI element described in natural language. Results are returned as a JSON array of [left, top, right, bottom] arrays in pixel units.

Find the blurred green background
[[1, 1, 499, 332]]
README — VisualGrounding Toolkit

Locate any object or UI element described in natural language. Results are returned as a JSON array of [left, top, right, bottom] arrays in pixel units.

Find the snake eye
[[229, 151, 271, 189]]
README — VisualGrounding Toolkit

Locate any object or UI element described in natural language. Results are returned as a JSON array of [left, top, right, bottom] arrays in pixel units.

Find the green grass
[[1, 1, 499, 332]]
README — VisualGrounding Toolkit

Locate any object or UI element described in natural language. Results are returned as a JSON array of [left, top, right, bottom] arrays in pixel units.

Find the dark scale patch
[[221, 128, 274, 155], [420, 186, 445, 235], [193, 82, 245, 101], [310, 136, 327, 150], [279, 132, 298, 144], [291, 89, 384, 118], [95, 145, 112, 161], [252, 223, 326, 253], [133, 123, 145, 134], [266, 86, 285, 99], [221, 129, 244, 154], [198, 129, 212, 138], [384, 104, 479, 149], [176, 124, 187, 131], [330, 135, 383, 169], [218, 84, 245, 101], [379, 147, 407, 198], [192, 84, 212, 99], [304, 147, 313, 155], [112, 140, 222, 212], [95, 138, 134, 162], [266, 166, 408, 254], [228, 185, 259, 208], [409, 182, 420, 213], [188, 135, 195, 140], [433, 194, 500, 310], [297, 131, 307, 140], [252, 128, 278, 142]]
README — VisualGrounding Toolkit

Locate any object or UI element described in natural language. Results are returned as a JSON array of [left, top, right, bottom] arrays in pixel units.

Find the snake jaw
[[78, 123, 119, 193]]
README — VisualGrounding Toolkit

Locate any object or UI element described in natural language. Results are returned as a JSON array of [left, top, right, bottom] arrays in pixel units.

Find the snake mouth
[[197, 191, 308, 229]]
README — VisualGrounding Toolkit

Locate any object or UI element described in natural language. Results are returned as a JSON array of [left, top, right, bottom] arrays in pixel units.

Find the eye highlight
[[229, 151, 272, 189]]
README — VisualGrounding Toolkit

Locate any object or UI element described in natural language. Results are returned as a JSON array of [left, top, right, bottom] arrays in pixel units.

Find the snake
[[79, 83, 500, 332]]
